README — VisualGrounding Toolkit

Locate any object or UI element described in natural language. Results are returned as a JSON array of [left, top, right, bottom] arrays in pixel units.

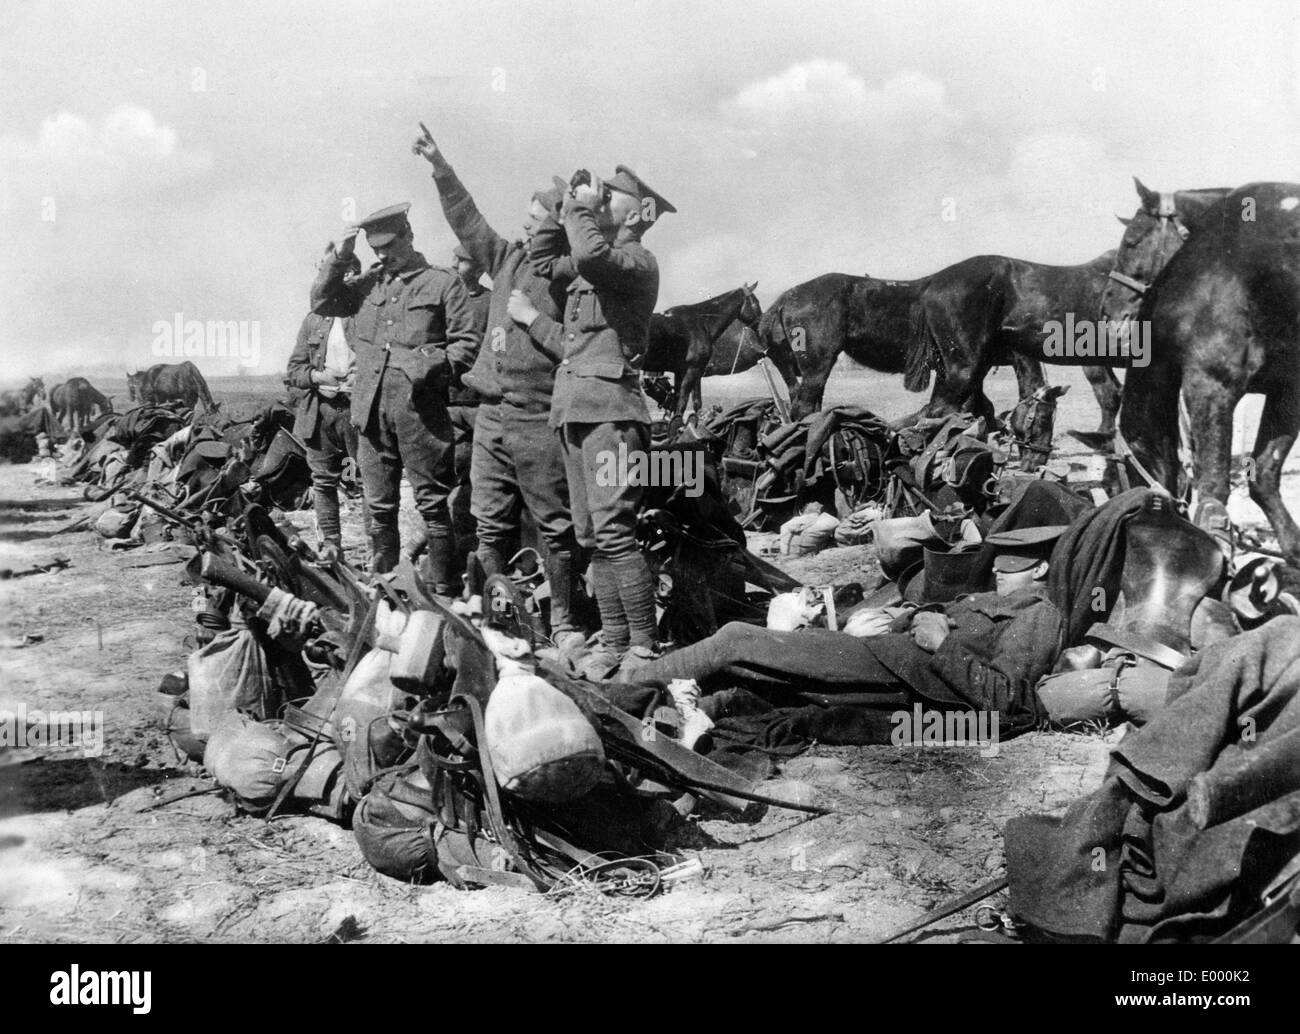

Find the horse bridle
[[1001, 388, 1059, 469], [1106, 192, 1191, 299], [727, 288, 765, 377]]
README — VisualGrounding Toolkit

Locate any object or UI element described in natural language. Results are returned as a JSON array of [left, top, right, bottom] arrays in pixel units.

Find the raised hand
[[335, 225, 359, 259], [571, 172, 605, 208], [412, 122, 440, 165]]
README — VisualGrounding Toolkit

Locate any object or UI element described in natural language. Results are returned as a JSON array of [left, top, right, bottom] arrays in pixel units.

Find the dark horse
[[770, 181, 1226, 430], [643, 284, 764, 420], [127, 361, 214, 411], [904, 181, 1231, 433], [1120, 181, 1300, 565], [51, 377, 113, 433], [762, 271, 1086, 428]]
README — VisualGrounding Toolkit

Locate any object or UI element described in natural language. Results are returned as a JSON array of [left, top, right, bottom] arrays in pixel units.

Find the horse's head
[[1101, 178, 1234, 323], [126, 370, 142, 402], [739, 282, 762, 328], [1007, 384, 1068, 471]]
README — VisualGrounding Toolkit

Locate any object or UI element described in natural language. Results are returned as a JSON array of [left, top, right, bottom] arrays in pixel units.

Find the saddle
[[1085, 494, 1226, 668], [251, 427, 312, 510]]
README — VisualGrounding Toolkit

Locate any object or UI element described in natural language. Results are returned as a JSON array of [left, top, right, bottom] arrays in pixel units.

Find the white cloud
[[0, 105, 208, 209], [723, 61, 956, 131]]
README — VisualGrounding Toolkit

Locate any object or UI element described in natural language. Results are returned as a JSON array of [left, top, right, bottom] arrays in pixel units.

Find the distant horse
[[643, 284, 763, 420], [51, 377, 114, 433], [127, 361, 214, 411], [905, 180, 1231, 433], [1119, 181, 1300, 565]]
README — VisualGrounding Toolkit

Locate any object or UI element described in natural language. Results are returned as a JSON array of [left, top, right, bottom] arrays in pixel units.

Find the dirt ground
[[1, 364, 1294, 944]]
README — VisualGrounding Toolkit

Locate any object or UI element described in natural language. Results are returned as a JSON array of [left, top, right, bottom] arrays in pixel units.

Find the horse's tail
[[903, 302, 938, 393]]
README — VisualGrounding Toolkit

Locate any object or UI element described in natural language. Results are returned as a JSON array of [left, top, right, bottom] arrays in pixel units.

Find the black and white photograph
[[1, 0, 1298, 982]]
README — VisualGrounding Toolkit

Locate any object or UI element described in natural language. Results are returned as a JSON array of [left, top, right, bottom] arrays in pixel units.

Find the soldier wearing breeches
[[512, 165, 676, 678], [311, 203, 478, 588]]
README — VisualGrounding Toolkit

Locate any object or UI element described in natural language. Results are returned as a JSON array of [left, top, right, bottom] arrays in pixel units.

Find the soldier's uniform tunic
[[527, 193, 660, 655], [448, 281, 490, 569], [285, 311, 363, 551], [311, 245, 478, 577], [429, 154, 581, 634]]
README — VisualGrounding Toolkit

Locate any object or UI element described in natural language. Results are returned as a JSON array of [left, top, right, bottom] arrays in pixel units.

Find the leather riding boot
[[313, 487, 342, 552], [588, 556, 629, 655], [422, 530, 455, 597], [370, 521, 401, 575], [610, 552, 658, 651], [476, 542, 508, 579], [545, 550, 580, 638]]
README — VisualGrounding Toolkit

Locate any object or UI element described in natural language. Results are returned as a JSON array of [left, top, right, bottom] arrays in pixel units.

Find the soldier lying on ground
[[636, 526, 1069, 736]]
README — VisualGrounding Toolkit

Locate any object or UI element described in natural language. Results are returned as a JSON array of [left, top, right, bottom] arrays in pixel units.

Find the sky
[[1, 0, 1298, 379]]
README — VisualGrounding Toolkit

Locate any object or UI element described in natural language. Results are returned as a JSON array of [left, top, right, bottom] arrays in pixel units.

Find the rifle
[[130, 491, 210, 539]]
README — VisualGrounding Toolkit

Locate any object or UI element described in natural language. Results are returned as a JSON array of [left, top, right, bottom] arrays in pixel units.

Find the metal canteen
[[381, 610, 447, 692]]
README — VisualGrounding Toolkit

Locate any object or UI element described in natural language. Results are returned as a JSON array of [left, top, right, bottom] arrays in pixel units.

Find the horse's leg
[[790, 359, 831, 421], [887, 356, 974, 429], [1010, 352, 1047, 400], [1009, 353, 1046, 432], [912, 348, 980, 426], [678, 364, 702, 426], [1082, 366, 1122, 436], [765, 333, 801, 396], [783, 303, 843, 420], [1183, 361, 1248, 550], [1247, 390, 1300, 564], [891, 296, 975, 428]]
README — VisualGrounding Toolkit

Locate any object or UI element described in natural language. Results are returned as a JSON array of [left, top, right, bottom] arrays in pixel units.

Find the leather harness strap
[[267, 591, 382, 820], [1104, 193, 1192, 308], [1109, 422, 1172, 497], [455, 692, 552, 891], [1107, 270, 1149, 295]]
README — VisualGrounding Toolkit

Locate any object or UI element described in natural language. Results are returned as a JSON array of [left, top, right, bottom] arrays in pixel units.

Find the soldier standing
[[286, 251, 365, 559], [447, 243, 490, 577], [413, 128, 585, 650], [311, 204, 478, 587], [510, 166, 675, 679]]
